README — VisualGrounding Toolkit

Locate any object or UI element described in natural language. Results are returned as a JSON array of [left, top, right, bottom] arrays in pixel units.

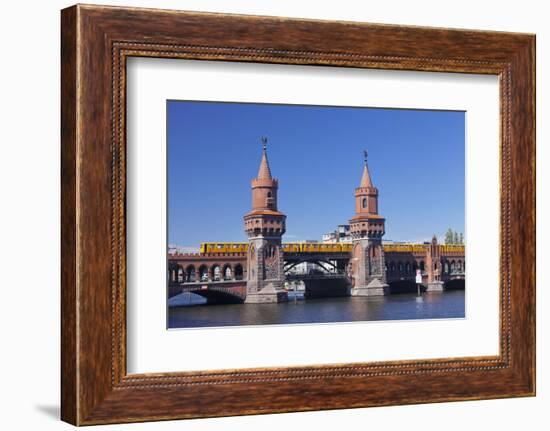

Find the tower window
[[267, 191, 272, 198], [362, 198, 367, 209]]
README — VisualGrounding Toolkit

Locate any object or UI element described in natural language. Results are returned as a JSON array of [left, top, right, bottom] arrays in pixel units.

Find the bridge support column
[[426, 281, 444, 292], [350, 239, 389, 296], [351, 281, 387, 296], [245, 239, 288, 304], [245, 288, 288, 303], [426, 235, 444, 292], [243, 140, 288, 304], [348, 150, 388, 296]]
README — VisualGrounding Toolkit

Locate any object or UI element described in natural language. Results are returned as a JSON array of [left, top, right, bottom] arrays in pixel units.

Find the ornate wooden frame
[[61, 4, 535, 425]]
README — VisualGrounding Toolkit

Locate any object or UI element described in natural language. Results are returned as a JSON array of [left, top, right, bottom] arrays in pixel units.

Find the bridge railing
[[172, 278, 247, 286], [286, 273, 347, 280]]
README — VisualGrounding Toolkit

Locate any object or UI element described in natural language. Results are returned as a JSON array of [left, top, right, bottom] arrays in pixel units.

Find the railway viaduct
[[168, 143, 464, 303]]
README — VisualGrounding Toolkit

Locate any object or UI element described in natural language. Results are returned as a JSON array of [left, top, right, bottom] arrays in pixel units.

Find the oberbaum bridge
[[168, 142, 465, 304]]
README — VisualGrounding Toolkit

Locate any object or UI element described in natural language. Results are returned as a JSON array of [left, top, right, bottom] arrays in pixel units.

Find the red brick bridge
[[168, 239, 465, 302], [168, 143, 464, 304]]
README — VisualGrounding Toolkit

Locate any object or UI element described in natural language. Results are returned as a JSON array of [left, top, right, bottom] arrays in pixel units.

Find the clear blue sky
[[167, 100, 465, 249]]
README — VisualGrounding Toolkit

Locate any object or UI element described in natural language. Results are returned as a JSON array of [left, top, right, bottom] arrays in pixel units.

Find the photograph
[[167, 100, 466, 329]]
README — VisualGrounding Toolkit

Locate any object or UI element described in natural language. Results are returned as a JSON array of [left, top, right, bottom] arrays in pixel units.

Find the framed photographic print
[[165, 101, 466, 330], [61, 4, 535, 425]]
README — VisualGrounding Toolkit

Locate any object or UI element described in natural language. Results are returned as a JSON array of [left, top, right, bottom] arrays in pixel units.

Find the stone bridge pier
[[243, 140, 288, 303], [349, 151, 389, 296]]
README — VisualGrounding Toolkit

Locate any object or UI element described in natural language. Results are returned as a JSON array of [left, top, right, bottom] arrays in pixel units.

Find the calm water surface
[[168, 290, 465, 329]]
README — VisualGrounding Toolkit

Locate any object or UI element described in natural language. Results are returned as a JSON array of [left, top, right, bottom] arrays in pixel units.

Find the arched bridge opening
[[169, 282, 247, 304], [189, 288, 245, 305], [284, 259, 350, 299], [284, 258, 348, 276], [284, 259, 341, 275]]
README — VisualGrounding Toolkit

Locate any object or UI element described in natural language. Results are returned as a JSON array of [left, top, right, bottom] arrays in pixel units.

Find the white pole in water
[[415, 269, 422, 296]]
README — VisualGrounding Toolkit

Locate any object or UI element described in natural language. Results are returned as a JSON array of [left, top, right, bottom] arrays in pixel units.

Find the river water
[[168, 290, 465, 329]]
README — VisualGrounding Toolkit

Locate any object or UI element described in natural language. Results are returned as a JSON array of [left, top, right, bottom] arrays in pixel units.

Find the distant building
[[321, 232, 337, 242], [168, 244, 200, 255], [168, 244, 185, 255], [322, 224, 352, 243]]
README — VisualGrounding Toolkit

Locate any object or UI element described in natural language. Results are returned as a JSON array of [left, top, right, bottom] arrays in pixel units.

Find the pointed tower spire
[[257, 136, 272, 179], [352, 150, 380, 217], [244, 136, 287, 303], [348, 149, 388, 296], [360, 149, 374, 187]]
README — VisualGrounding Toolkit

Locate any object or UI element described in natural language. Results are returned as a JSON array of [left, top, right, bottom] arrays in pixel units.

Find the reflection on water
[[168, 290, 465, 329]]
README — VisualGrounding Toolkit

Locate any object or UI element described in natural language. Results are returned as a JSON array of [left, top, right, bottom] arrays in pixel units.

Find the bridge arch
[[284, 259, 339, 275], [210, 264, 221, 281], [198, 264, 209, 281], [188, 288, 245, 304], [234, 264, 244, 280], [222, 264, 233, 280], [185, 265, 196, 282]]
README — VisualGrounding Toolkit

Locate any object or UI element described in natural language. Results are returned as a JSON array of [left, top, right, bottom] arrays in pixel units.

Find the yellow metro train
[[200, 242, 353, 254], [440, 244, 466, 253], [383, 244, 429, 253], [200, 242, 249, 253], [200, 242, 464, 255]]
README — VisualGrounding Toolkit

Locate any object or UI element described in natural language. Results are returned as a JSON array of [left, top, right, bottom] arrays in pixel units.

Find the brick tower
[[243, 138, 288, 303], [349, 151, 389, 296], [426, 235, 444, 291]]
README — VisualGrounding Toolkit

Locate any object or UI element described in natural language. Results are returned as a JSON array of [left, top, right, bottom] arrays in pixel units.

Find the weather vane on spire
[[363, 149, 368, 164], [261, 136, 268, 151]]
